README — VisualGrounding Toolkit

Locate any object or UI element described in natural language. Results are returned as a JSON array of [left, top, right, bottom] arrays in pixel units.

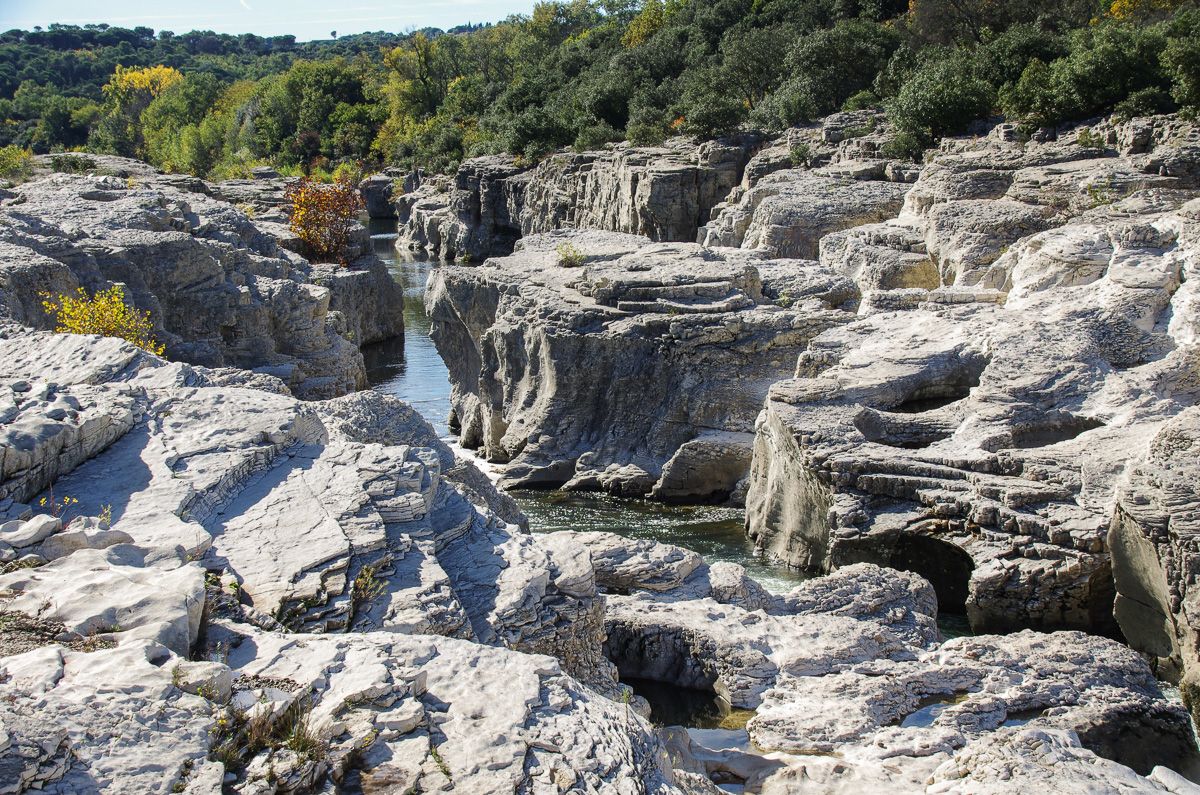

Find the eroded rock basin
[[364, 219, 1200, 793]]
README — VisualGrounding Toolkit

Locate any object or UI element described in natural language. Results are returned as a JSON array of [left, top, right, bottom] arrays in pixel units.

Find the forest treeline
[[2, 0, 1199, 179]]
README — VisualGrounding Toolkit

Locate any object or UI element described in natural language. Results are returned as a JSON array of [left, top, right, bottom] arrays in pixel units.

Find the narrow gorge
[[3, 108, 1200, 795]]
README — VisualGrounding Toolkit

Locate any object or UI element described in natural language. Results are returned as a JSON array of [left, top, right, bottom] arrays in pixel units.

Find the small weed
[[37, 484, 78, 520], [556, 242, 586, 268], [351, 564, 386, 621], [429, 743, 452, 781], [98, 503, 113, 528], [789, 142, 812, 167], [1086, 183, 1115, 208], [1077, 127, 1105, 149]]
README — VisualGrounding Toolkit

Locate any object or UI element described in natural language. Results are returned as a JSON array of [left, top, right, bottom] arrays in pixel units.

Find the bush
[[789, 143, 812, 167], [882, 130, 928, 161], [886, 56, 995, 144], [1002, 22, 1169, 127], [284, 176, 364, 264], [556, 242, 586, 267], [758, 21, 900, 128], [48, 153, 97, 173], [1163, 11, 1200, 111], [0, 145, 33, 180], [842, 90, 881, 111], [42, 285, 165, 355]]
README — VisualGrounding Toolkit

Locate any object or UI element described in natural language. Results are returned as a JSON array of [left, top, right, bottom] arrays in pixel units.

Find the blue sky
[[0, 1, 534, 40]]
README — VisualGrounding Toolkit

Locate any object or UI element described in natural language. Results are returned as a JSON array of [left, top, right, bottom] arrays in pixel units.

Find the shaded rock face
[[1109, 408, 1200, 714], [561, 531, 1197, 793], [396, 137, 762, 261], [744, 116, 1200, 637], [396, 155, 528, 262], [0, 169, 403, 399], [426, 230, 852, 500]]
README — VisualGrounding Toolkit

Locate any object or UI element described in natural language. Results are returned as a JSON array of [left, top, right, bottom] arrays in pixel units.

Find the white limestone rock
[[426, 230, 851, 500]]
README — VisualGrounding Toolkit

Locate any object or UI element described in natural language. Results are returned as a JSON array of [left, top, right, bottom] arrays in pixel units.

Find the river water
[[362, 223, 810, 594]]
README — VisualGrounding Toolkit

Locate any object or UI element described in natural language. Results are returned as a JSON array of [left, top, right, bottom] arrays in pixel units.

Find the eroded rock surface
[[427, 230, 852, 500], [396, 136, 762, 261], [745, 116, 1200, 639], [0, 166, 402, 399], [570, 532, 1197, 793]]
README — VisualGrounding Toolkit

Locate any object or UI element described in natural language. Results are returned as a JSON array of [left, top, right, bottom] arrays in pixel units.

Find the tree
[[91, 64, 184, 157], [887, 53, 995, 142]]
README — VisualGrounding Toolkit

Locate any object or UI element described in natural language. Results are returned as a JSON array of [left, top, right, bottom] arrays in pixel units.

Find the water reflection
[[362, 225, 453, 437]]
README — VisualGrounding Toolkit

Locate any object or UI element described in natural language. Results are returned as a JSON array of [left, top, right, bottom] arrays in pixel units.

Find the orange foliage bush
[[284, 176, 363, 264]]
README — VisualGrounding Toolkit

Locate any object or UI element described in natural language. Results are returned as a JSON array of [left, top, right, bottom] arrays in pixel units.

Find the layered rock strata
[[427, 230, 853, 500], [740, 117, 1200, 639], [396, 136, 762, 260], [0, 330, 674, 791], [0, 164, 402, 399]]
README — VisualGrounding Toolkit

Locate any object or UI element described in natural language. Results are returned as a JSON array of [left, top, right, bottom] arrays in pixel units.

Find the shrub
[[759, 21, 900, 128], [1162, 12, 1200, 111], [789, 143, 812, 167], [887, 56, 995, 144], [1002, 22, 1169, 126], [0, 145, 33, 180], [42, 285, 165, 355], [284, 176, 364, 264], [49, 153, 97, 174], [842, 90, 881, 112], [556, 242, 586, 267], [882, 130, 928, 161]]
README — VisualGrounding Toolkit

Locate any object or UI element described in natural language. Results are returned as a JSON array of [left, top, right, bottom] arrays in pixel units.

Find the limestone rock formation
[[0, 165, 402, 399], [744, 116, 1200, 639], [427, 230, 852, 500], [1109, 407, 1200, 716], [567, 531, 1196, 793], [396, 136, 762, 261], [396, 155, 529, 261]]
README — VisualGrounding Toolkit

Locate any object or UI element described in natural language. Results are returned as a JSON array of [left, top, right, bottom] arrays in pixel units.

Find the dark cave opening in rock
[[889, 535, 975, 615], [1005, 414, 1106, 449], [622, 676, 750, 729], [603, 621, 736, 729], [886, 355, 990, 414], [1086, 561, 1128, 643]]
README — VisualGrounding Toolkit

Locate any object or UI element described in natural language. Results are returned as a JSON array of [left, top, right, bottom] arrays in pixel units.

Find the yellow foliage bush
[[103, 64, 184, 101], [42, 285, 165, 355], [285, 176, 364, 264], [0, 145, 33, 180]]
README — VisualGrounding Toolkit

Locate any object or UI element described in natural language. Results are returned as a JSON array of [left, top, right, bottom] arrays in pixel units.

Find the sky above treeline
[[0, 0, 533, 40]]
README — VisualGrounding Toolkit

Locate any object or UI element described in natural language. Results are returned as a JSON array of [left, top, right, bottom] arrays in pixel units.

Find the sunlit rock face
[[745, 116, 1200, 639], [396, 135, 763, 261], [0, 164, 404, 399]]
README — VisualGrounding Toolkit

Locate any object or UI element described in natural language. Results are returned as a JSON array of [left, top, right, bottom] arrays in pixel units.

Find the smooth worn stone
[[0, 514, 60, 548]]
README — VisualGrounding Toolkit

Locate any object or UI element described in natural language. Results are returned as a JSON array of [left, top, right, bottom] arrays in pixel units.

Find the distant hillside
[[1, 0, 1198, 179]]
